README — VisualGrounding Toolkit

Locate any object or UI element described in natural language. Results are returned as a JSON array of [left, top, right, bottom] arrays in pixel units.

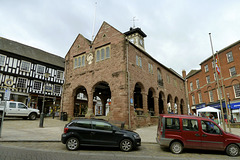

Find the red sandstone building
[[62, 22, 187, 128], [185, 40, 240, 122]]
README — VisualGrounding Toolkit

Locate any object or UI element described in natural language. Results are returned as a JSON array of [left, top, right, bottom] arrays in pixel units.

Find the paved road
[[0, 142, 238, 160]]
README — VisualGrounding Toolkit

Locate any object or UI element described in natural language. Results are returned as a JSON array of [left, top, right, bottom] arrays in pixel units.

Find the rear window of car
[[165, 118, 180, 130], [182, 119, 198, 131], [70, 120, 91, 129]]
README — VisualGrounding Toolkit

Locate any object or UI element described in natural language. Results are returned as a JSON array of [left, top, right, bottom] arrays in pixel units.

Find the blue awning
[[208, 101, 226, 109], [196, 103, 206, 110], [228, 102, 240, 110]]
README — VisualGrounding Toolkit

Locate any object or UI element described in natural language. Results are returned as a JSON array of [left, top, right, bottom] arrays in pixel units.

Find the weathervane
[[131, 17, 138, 29]]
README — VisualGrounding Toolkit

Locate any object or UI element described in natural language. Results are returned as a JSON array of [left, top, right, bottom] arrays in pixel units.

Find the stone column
[[162, 97, 166, 114], [154, 96, 159, 116], [86, 91, 94, 118], [142, 92, 148, 114]]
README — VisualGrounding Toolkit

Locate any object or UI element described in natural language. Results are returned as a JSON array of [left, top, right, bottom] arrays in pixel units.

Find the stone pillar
[[86, 91, 94, 118], [162, 97, 166, 114], [154, 96, 159, 116], [177, 101, 180, 114], [142, 92, 148, 114]]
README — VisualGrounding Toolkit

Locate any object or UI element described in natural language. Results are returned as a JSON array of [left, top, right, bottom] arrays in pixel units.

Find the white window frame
[[198, 92, 202, 103], [233, 84, 240, 98], [190, 82, 193, 91], [206, 76, 210, 83], [0, 73, 2, 82], [33, 80, 42, 91], [226, 51, 233, 63], [20, 60, 31, 72], [56, 70, 63, 79], [17, 77, 28, 89], [196, 79, 200, 89], [0, 54, 6, 66], [209, 90, 214, 102], [36, 64, 45, 74], [54, 84, 61, 94], [204, 64, 209, 72], [192, 94, 195, 105], [229, 67, 237, 77], [148, 63, 153, 74]]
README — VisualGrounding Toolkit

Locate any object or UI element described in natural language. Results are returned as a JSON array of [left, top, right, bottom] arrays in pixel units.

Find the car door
[[72, 120, 92, 145], [17, 103, 29, 116], [91, 121, 118, 146], [181, 119, 202, 149], [6, 102, 18, 116], [200, 120, 224, 150]]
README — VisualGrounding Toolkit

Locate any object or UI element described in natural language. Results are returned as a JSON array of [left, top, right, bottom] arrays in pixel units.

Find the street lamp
[[227, 93, 234, 123], [39, 72, 50, 128]]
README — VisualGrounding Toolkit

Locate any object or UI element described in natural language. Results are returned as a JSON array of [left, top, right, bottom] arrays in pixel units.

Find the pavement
[[0, 117, 239, 143]]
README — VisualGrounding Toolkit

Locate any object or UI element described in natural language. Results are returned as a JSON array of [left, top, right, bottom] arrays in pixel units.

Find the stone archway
[[134, 82, 144, 115], [159, 91, 165, 114], [147, 88, 155, 116], [174, 97, 179, 114], [180, 99, 184, 114], [92, 81, 111, 116], [73, 86, 88, 117], [167, 94, 173, 113]]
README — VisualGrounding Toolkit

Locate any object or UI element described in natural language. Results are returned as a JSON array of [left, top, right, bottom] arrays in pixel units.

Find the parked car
[[156, 114, 240, 157], [61, 118, 141, 151], [0, 101, 40, 120]]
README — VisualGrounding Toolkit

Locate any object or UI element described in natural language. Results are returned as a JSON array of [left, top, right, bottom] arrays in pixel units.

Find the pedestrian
[[52, 107, 55, 119]]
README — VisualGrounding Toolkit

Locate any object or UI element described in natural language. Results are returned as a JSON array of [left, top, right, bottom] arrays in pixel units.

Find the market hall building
[[62, 22, 187, 128]]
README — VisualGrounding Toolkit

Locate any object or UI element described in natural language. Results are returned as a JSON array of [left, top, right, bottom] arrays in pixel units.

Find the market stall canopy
[[196, 106, 221, 125]]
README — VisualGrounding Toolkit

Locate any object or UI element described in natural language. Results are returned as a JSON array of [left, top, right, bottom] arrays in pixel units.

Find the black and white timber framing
[[0, 37, 64, 103]]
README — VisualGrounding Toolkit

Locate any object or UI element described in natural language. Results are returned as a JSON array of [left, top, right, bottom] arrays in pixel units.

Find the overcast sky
[[1, 0, 240, 75]]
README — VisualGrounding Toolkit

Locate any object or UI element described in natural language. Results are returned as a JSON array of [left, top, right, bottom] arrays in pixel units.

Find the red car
[[156, 114, 240, 157]]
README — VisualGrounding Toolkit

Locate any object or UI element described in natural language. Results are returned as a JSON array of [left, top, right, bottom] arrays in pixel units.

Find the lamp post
[[39, 73, 50, 128], [227, 93, 234, 123]]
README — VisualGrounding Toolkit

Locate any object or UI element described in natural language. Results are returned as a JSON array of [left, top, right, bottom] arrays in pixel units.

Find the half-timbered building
[[0, 37, 64, 115]]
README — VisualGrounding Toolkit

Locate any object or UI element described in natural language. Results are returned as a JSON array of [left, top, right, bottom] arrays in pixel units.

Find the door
[[182, 119, 202, 149], [91, 121, 118, 146], [6, 102, 18, 116], [17, 103, 29, 116], [200, 120, 224, 150]]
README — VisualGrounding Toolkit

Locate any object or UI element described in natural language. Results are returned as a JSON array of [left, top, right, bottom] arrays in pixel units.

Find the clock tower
[[124, 27, 147, 51]]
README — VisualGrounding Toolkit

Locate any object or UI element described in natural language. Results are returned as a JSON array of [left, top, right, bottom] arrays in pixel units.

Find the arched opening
[[174, 97, 179, 114], [148, 88, 154, 116], [134, 83, 143, 109], [93, 81, 111, 116], [180, 99, 184, 114], [167, 94, 173, 113], [74, 86, 88, 117], [159, 91, 164, 114]]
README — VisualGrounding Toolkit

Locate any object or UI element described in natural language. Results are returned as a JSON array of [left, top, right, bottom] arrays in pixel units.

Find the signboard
[[4, 88, 11, 101]]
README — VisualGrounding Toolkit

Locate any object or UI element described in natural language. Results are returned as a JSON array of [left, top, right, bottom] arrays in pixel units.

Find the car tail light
[[64, 128, 69, 133]]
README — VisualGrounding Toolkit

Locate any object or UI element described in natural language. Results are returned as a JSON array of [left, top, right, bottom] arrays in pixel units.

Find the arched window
[[157, 69, 163, 86]]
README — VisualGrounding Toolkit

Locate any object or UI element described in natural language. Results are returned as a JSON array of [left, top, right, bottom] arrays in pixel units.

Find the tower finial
[[131, 17, 138, 29]]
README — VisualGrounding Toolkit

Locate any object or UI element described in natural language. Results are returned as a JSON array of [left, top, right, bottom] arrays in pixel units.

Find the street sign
[[4, 88, 11, 101]]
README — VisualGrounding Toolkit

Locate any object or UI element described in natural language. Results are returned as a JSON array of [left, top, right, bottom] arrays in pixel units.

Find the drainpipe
[[126, 41, 131, 129]]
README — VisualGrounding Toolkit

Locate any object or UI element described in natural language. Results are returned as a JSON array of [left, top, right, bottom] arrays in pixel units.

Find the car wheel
[[170, 141, 183, 154], [29, 113, 37, 120], [226, 144, 239, 157], [66, 137, 79, 151], [120, 139, 133, 152]]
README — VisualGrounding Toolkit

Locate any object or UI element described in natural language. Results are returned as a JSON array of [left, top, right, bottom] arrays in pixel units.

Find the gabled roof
[[0, 37, 65, 68], [186, 69, 201, 78]]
